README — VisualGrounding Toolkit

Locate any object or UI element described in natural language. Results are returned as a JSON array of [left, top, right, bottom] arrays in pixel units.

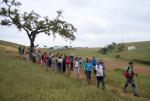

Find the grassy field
[[0, 40, 150, 101], [108, 41, 150, 65]]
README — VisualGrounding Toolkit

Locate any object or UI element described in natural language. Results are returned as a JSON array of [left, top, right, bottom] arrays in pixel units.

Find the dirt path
[[103, 58, 150, 75], [70, 69, 150, 101]]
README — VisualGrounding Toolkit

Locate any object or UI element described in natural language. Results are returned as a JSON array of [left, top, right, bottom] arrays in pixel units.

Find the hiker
[[36, 50, 41, 64], [66, 56, 71, 74], [85, 59, 93, 84], [41, 52, 47, 65], [92, 57, 97, 74], [62, 56, 66, 72], [18, 45, 22, 57], [79, 57, 83, 68], [46, 53, 52, 68], [32, 50, 36, 64], [70, 55, 74, 71], [123, 61, 138, 96], [22, 46, 25, 55], [95, 60, 105, 90], [58, 56, 63, 72], [83, 56, 89, 74], [24, 51, 29, 61], [51, 56, 57, 71], [74, 57, 80, 79]]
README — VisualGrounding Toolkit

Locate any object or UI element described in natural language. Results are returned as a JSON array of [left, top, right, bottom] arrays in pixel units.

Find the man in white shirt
[[95, 60, 105, 90]]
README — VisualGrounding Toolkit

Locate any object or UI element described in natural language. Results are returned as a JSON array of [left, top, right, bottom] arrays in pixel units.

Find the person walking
[[62, 56, 66, 72], [123, 61, 138, 96], [95, 60, 105, 90], [66, 56, 71, 74], [51, 56, 57, 71], [58, 56, 63, 72], [85, 59, 93, 84], [83, 56, 89, 74], [18, 45, 22, 58], [92, 57, 97, 74], [36, 50, 41, 64], [74, 57, 80, 79], [41, 52, 47, 65], [32, 50, 36, 64]]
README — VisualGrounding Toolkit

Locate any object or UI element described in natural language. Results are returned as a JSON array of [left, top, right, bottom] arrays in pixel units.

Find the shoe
[[134, 94, 139, 97]]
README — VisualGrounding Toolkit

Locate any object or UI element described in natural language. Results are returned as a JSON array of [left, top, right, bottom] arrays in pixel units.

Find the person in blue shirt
[[85, 59, 93, 84], [91, 57, 97, 74]]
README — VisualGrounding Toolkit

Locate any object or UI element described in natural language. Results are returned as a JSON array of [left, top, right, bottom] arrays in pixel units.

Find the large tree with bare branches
[[0, 0, 77, 48]]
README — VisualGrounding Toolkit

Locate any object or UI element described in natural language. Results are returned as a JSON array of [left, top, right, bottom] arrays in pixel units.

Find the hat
[[98, 60, 103, 63], [129, 61, 133, 65]]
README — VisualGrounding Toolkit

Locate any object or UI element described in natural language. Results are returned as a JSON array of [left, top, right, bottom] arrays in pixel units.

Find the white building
[[128, 46, 136, 51]]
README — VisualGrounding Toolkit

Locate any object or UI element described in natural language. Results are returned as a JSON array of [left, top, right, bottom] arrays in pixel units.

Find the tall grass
[[0, 47, 150, 101]]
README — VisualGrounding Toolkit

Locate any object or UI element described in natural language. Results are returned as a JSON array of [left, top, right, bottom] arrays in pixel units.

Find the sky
[[0, 0, 150, 47]]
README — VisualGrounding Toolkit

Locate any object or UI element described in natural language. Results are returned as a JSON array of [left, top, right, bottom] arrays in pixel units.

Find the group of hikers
[[18, 45, 139, 96]]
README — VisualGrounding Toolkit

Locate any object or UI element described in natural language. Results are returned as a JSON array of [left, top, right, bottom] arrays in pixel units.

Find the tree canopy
[[0, 0, 77, 47]]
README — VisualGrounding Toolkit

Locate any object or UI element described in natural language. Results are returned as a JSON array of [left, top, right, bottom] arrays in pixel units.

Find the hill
[[0, 40, 23, 48], [0, 40, 150, 101], [108, 41, 150, 65]]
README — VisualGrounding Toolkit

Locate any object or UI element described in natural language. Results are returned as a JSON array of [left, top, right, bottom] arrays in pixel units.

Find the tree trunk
[[30, 39, 34, 48], [29, 33, 36, 59]]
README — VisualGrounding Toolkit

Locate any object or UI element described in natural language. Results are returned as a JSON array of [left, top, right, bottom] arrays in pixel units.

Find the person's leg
[[60, 63, 63, 72], [89, 71, 91, 80], [123, 78, 129, 93], [97, 76, 100, 88], [59, 63, 61, 72], [85, 71, 88, 81], [130, 79, 138, 96], [77, 68, 80, 79], [101, 77, 105, 90], [66, 64, 70, 74]]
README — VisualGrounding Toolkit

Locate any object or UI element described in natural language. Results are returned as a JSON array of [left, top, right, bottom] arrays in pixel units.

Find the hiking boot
[[134, 94, 139, 97]]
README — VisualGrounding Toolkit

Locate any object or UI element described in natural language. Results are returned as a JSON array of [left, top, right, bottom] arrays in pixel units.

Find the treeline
[[99, 42, 124, 54]]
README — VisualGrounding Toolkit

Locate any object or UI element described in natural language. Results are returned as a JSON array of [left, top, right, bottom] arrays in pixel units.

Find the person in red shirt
[[66, 56, 71, 74], [41, 52, 47, 65]]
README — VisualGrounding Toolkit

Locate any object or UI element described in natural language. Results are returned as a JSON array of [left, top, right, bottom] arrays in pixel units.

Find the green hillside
[[109, 41, 150, 65], [0, 40, 22, 48], [0, 40, 150, 101]]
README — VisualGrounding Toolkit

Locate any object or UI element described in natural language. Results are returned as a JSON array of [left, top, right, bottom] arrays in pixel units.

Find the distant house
[[53, 46, 67, 50], [128, 46, 136, 51]]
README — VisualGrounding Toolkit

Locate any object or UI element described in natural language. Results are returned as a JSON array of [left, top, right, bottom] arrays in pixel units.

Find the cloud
[[0, 0, 150, 47]]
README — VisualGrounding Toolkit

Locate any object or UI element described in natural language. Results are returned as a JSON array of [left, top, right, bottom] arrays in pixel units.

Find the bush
[[115, 54, 121, 58], [100, 47, 107, 54]]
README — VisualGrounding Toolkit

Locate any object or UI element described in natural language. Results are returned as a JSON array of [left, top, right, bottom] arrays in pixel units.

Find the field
[[108, 41, 150, 65], [0, 40, 150, 101]]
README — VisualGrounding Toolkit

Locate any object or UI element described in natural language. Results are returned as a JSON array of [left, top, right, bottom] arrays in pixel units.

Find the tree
[[0, 0, 77, 48], [99, 47, 107, 54]]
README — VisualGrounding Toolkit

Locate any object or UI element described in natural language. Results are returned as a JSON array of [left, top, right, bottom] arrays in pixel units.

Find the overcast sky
[[0, 0, 150, 47]]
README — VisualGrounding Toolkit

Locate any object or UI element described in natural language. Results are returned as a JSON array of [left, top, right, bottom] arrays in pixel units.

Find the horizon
[[0, 0, 150, 47], [0, 39, 149, 48]]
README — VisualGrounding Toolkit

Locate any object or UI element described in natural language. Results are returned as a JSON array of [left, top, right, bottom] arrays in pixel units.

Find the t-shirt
[[95, 64, 104, 76], [92, 59, 97, 66], [74, 60, 79, 68], [58, 59, 63, 63], [85, 63, 92, 71]]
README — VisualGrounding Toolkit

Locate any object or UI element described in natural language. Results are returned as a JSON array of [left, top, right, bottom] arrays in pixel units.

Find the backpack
[[123, 67, 134, 78]]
